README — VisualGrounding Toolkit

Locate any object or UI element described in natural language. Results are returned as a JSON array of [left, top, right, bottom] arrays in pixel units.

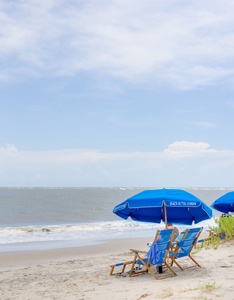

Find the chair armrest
[[130, 249, 147, 254]]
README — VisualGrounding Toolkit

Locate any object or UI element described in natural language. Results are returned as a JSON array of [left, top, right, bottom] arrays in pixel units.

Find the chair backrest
[[147, 229, 174, 265], [175, 227, 203, 258]]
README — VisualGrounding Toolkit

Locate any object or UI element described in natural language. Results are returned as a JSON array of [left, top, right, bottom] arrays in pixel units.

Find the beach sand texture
[[0, 238, 233, 300]]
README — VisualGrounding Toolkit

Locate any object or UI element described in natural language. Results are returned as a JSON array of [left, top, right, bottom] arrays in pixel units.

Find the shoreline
[[0, 236, 152, 269], [0, 220, 216, 253], [0, 230, 211, 267]]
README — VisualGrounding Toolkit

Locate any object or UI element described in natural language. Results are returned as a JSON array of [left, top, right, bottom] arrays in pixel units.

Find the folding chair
[[169, 227, 203, 271], [110, 229, 176, 279]]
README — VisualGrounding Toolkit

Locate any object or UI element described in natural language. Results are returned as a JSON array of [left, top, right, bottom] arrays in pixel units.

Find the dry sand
[[0, 236, 233, 300]]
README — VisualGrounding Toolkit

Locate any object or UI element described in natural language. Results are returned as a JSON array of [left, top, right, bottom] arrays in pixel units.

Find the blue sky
[[0, 0, 234, 187]]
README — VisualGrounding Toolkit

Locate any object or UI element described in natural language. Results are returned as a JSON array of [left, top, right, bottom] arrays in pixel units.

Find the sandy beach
[[0, 237, 233, 300]]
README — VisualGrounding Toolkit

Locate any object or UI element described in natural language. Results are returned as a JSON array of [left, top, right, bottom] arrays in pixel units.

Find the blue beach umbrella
[[113, 188, 212, 226], [211, 191, 234, 214]]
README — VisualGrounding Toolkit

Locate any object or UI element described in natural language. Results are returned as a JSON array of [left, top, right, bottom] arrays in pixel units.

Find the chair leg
[[170, 255, 201, 271], [110, 261, 133, 275], [164, 262, 177, 276], [110, 265, 115, 275], [129, 254, 149, 277], [188, 254, 201, 268], [129, 254, 138, 276], [171, 258, 184, 270]]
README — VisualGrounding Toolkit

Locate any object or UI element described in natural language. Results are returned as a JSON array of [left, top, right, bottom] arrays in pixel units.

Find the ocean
[[0, 187, 232, 252]]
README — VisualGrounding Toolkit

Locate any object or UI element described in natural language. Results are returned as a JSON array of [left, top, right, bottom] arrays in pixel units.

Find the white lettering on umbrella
[[169, 201, 198, 206]]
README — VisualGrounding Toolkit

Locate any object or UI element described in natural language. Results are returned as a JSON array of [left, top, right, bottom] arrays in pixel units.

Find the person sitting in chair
[[167, 224, 179, 241]]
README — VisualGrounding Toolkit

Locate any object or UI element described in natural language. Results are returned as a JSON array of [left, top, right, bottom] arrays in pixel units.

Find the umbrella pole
[[164, 203, 168, 229]]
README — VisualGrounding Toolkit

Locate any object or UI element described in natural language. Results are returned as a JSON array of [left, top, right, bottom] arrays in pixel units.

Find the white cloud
[[0, 0, 234, 88], [0, 142, 233, 187], [163, 141, 217, 159]]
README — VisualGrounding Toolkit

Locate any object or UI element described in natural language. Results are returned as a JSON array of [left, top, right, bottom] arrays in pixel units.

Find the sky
[[0, 0, 234, 187]]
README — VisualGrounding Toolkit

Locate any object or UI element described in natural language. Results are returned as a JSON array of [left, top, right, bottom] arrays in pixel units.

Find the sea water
[[0, 187, 231, 252]]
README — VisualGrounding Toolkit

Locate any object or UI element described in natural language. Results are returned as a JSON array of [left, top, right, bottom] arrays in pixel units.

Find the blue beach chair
[[110, 229, 176, 279], [169, 227, 203, 271], [129, 229, 177, 279]]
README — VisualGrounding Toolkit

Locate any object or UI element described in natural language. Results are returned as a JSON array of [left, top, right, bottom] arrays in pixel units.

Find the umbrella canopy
[[211, 191, 234, 213], [113, 188, 212, 226]]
